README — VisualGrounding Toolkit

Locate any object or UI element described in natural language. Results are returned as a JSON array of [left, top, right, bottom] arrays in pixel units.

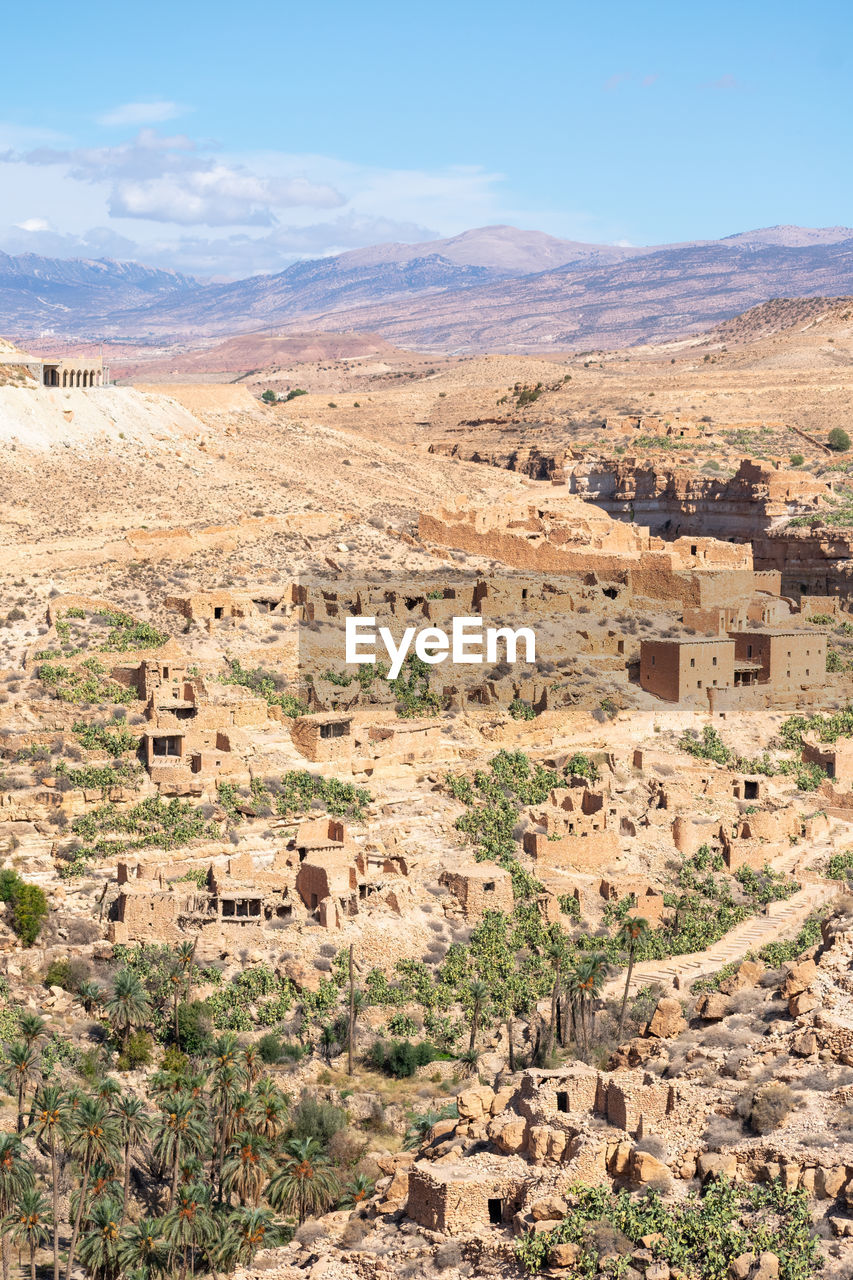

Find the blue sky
[[0, 0, 850, 277]]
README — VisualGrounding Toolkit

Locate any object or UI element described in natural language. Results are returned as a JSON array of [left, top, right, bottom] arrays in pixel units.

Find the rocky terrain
[[3, 305, 853, 1280]]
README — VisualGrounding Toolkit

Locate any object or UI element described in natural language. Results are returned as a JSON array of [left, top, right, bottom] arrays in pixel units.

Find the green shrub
[[0, 871, 48, 946], [828, 427, 851, 452], [176, 1001, 214, 1054], [257, 1032, 284, 1064], [288, 1093, 347, 1146], [117, 1030, 153, 1071], [368, 1038, 437, 1078], [790, 453, 805, 467]]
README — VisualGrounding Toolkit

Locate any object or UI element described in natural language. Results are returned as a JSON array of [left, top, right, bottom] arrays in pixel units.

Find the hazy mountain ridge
[[6, 224, 853, 351]]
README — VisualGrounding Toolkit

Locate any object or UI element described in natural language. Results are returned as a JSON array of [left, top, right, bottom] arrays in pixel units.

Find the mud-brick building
[[290, 712, 353, 762], [729, 629, 825, 688], [406, 1159, 526, 1231], [639, 637, 735, 701], [439, 862, 514, 921], [801, 734, 853, 785]]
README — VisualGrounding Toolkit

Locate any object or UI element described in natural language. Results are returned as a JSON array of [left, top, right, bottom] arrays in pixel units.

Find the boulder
[[788, 991, 818, 1017], [782, 959, 817, 998], [456, 1084, 495, 1120], [550, 1242, 581, 1267], [530, 1194, 568, 1222], [753, 1253, 780, 1280], [489, 1114, 527, 1154], [646, 1265, 671, 1280], [630, 1149, 671, 1186], [696, 991, 731, 1020], [697, 1151, 738, 1182], [729, 1256, 756, 1280], [648, 997, 687, 1039], [719, 959, 765, 995]]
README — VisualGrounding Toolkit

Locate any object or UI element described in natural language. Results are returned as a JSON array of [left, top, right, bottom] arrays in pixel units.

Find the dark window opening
[[310, 893, 319, 910], [484, 881, 495, 892], [222, 900, 235, 917], [213, 606, 224, 620], [487, 1198, 503, 1225], [556, 1092, 569, 1113], [690, 544, 697, 555], [152, 736, 181, 757], [603, 587, 618, 600], [744, 781, 758, 799], [320, 721, 349, 739]]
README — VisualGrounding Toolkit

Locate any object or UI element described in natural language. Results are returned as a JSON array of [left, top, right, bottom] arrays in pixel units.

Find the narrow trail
[[602, 830, 846, 998]]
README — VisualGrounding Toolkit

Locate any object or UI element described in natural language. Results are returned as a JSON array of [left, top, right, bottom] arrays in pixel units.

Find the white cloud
[[97, 101, 187, 126], [15, 217, 50, 232]]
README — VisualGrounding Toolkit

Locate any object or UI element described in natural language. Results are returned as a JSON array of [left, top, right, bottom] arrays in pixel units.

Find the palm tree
[[466, 980, 489, 1054], [339, 1173, 374, 1209], [117, 1217, 169, 1279], [104, 970, 150, 1049], [175, 940, 196, 1000], [319, 1024, 337, 1065], [266, 1137, 340, 1224], [252, 1079, 288, 1142], [78, 980, 104, 1015], [221, 1207, 277, 1269], [221, 1132, 269, 1207], [242, 1043, 261, 1087], [542, 934, 566, 1061], [93, 1077, 123, 1107], [0, 1134, 35, 1280], [5, 1187, 51, 1280], [29, 1084, 67, 1280], [114, 1094, 149, 1225], [153, 1094, 208, 1207], [17, 1013, 47, 1048], [161, 1184, 214, 1280], [65, 1096, 120, 1280], [616, 915, 650, 1043], [4, 1042, 39, 1134], [77, 1197, 122, 1280], [209, 1063, 245, 1202], [574, 953, 606, 1060]]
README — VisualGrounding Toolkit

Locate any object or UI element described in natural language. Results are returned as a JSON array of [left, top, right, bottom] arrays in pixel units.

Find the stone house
[[406, 1159, 526, 1231], [730, 629, 825, 688], [801, 734, 853, 786], [639, 637, 735, 702], [290, 712, 353, 762], [439, 863, 514, 921]]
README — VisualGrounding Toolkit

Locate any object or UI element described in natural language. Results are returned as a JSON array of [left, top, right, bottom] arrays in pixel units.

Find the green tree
[[77, 1198, 122, 1280], [65, 1097, 120, 1280], [221, 1132, 270, 1208], [29, 1085, 67, 1280], [829, 427, 851, 452], [161, 1184, 214, 1280], [260, 389, 278, 405], [615, 916, 650, 1043], [114, 1094, 149, 1225], [466, 980, 490, 1054], [266, 1137, 340, 1224], [104, 970, 151, 1049], [153, 1094, 208, 1207], [3, 1042, 39, 1134], [0, 1133, 35, 1280], [17, 1012, 47, 1048], [116, 1217, 169, 1279], [5, 1187, 51, 1280]]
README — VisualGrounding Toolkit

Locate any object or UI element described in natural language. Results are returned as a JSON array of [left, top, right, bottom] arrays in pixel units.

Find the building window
[[488, 1199, 503, 1225], [747, 644, 753, 658], [697, 680, 702, 688], [556, 1092, 569, 1113], [690, 658, 695, 668], [712, 656, 717, 666], [650, 655, 655, 666]]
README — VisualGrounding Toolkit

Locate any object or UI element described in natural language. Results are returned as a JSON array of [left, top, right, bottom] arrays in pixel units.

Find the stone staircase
[[602, 830, 846, 999]]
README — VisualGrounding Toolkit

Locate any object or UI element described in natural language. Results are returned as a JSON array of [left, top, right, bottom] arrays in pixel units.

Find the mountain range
[[5, 224, 853, 353]]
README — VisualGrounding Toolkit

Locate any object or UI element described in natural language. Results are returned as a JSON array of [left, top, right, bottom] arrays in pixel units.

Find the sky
[[0, 0, 850, 279]]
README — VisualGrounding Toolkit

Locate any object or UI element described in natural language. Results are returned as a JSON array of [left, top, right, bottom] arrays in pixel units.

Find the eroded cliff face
[[566, 458, 853, 595], [565, 458, 827, 538]]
